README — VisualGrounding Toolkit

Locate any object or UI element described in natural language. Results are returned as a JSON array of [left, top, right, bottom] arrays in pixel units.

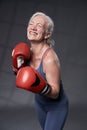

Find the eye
[[29, 21, 34, 26], [37, 23, 43, 28], [29, 23, 33, 26]]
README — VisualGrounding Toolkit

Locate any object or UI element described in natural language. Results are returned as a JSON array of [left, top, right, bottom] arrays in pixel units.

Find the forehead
[[31, 15, 47, 24]]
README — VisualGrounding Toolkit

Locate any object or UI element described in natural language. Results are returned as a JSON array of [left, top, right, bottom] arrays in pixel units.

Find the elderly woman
[[26, 12, 69, 130], [12, 12, 69, 130]]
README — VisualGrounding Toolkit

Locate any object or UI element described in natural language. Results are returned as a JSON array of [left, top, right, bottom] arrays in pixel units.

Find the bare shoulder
[[43, 48, 60, 64], [43, 48, 60, 72]]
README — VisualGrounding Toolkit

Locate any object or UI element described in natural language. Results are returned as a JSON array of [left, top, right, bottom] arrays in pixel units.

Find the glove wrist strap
[[40, 84, 51, 95]]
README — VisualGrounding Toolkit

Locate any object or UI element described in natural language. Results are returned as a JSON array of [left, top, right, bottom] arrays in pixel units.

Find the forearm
[[46, 85, 60, 99]]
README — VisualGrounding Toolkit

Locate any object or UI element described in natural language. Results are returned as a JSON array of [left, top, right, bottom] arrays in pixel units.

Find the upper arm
[[43, 49, 61, 96]]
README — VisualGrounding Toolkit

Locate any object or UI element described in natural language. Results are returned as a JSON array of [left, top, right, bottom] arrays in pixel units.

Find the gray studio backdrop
[[0, 0, 87, 130]]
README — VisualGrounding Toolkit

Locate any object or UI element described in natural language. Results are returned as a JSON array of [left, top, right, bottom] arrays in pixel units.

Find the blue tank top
[[35, 48, 68, 106]]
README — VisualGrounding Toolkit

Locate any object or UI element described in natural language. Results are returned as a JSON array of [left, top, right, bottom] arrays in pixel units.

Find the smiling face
[[27, 15, 50, 43]]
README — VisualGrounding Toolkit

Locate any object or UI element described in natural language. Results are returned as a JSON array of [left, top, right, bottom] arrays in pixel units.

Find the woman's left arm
[[43, 50, 61, 99]]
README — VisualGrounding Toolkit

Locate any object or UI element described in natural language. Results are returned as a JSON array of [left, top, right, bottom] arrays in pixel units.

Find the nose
[[31, 23, 37, 30]]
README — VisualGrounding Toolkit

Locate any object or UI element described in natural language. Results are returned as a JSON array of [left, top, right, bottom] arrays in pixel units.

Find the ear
[[44, 32, 51, 39]]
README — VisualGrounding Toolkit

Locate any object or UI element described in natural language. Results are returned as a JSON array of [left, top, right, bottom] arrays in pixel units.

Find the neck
[[31, 42, 46, 55]]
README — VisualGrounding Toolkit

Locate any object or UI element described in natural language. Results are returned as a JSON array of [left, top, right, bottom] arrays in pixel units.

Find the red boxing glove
[[16, 66, 50, 95], [12, 42, 30, 73]]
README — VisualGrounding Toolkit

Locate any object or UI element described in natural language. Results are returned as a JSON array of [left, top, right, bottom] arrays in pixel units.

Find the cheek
[[38, 28, 46, 36], [27, 26, 31, 33], [27, 29, 30, 39], [27, 25, 31, 32], [38, 32, 45, 39]]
